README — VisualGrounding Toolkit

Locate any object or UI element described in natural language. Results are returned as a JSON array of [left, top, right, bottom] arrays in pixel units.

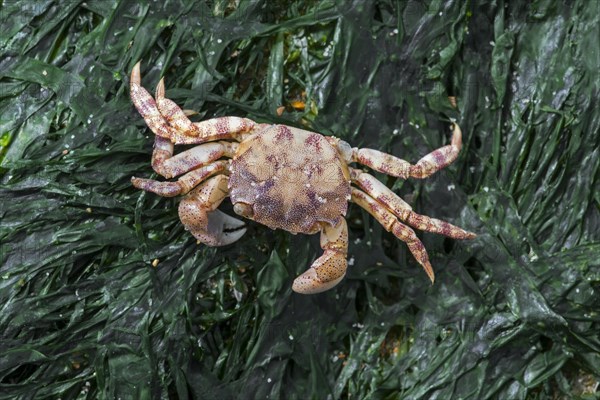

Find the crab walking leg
[[154, 77, 256, 145], [351, 188, 435, 283], [144, 135, 235, 178], [353, 123, 464, 179], [132, 160, 228, 197], [292, 219, 349, 294], [131, 62, 256, 144], [146, 136, 233, 179], [349, 168, 476, 239], [130, 62, 179, 140], [178, 175, 246, 246], [151, 136, 175, 177], [152, 140, 237, 179]]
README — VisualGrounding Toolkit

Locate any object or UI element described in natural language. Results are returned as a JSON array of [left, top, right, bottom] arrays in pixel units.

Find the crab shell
[[229, 125, 351, 234]]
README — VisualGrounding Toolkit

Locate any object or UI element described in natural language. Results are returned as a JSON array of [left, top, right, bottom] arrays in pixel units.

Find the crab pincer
[[178, 175, 246, 246]]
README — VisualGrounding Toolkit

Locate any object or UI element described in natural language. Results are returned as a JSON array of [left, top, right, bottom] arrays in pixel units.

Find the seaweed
[[0, 1, 598, 399]]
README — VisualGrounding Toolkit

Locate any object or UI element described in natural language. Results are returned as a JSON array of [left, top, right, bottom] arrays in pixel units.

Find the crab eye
[[336, 140, 353, 163]]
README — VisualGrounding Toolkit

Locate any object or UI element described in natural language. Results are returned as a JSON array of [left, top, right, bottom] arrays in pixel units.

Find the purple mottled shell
[[229, 125, 350, 234]]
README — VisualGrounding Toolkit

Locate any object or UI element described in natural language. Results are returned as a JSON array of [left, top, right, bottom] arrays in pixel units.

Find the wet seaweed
[[0, 1, 598, 398]]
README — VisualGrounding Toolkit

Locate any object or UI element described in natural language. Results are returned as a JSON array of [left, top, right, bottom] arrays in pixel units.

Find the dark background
[[1, 1, 598, 399]]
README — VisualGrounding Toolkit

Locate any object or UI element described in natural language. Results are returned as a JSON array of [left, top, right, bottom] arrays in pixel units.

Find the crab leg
[[178, 175, 246, 246], [154, 77, 256, 144], [130, 62, 256, 145], [351, 188, 435, 283], [152, 140, 237, 179], [150, 136, 175, 177], [292, 219, 348, 294], [130, 63, 176, 140], [132, 160, 228, 197], [353, 123, 463, 179], [350, 168, 476, 239]]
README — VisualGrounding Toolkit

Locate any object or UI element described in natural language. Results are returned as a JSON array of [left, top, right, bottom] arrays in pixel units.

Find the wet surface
[[0, 1, 598, 398]]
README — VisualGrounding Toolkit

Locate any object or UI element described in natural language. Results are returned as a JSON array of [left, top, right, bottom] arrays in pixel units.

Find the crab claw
[[292, 219, 349, 294], [177, 175, 246, 246], [292, 249, 347, 294], [179, 201, 246, 246]]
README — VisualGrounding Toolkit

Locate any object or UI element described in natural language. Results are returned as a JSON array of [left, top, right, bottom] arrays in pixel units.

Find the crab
[[130, 62, 476, 294]]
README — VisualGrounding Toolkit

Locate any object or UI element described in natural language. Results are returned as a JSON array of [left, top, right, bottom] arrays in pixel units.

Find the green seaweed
[[1, 1, 598, 399]]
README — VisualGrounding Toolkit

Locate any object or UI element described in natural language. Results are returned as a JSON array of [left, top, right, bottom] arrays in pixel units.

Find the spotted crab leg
[[292, 219, 348, 294], [132, 139, 237, 195], [132, 160, 228, 197], [150, 136, 175, 177], [154, 77, 256, 144], [130, 61, 256, 145], [352, 123, 464, 179], [178, 174, 246, 246], [349, 168, 476, 239], [351, 188, 435, 283], [152, 140, 237, 179]]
